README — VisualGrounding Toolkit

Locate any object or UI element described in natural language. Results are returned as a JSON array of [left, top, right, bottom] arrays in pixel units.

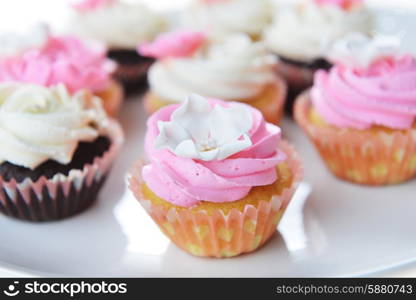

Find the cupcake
[[129, 94, 303, 258], [139, 31, 287, 125], [294, 33, 416, 186], [0, 82, 123, 221], [0, 24, 122, 117], [182, 0, 273, 41], [68, 0, 167, 93], [264, 0, 373, 110]]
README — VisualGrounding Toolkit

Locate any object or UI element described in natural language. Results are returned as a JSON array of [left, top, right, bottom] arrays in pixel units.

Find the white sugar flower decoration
[[327, 32, 401, 69], [154, 94, 253, 161]]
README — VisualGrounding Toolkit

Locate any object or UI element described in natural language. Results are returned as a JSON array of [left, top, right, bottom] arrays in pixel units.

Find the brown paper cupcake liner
[[0, 120, 124, 222], [128, 141, 303, 258], [275, 59, 314, 91], [295, 92, 416, 185]]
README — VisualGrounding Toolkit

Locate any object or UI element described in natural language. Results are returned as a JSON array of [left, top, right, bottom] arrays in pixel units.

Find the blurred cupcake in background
[[139, 30, 286, 124], [129, 94, 303, 258], [294, 33, 416, 186], [0, 24, 122, 117], [0, 82, 123, 222], [182, 0, 273, 41], [264, 0, 374, 111], [68, 0, 168, 93]]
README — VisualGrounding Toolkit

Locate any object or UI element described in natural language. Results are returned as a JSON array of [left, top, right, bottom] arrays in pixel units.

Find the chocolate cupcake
[[264, 0, 374, 112], [0, 83, 123, 222], [68, 0, 168, 94]]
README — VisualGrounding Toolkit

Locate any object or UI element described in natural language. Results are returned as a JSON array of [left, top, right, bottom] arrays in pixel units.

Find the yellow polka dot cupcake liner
[[128, 141, 303, 258], [143, 76, 287, 125], [295, 92, 416, 186]]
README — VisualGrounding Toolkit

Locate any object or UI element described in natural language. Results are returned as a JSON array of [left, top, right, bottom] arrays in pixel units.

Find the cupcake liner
[[295, 92, 416, 185], [95, 79, 124, 117], [143, 76, 287, 125], [113, 60, 153, 95], [128, 141, 303, 258], [0, 120, 124, 222], [275, 59, 319, 114], [275, 59, 314, 92], [108, 50, 154, 95]]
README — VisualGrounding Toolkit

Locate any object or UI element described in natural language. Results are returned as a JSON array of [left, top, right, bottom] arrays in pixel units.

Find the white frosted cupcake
[[0, 83, 123, 222], [68, 0, 168, 92], [182, 0, 273, 41], [139, 31, 286, 124], [264, 0, 373, 106]]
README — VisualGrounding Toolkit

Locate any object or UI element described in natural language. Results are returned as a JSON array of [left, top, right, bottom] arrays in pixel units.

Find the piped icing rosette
[[312, 34, 416, 130], [0, 32, 115, 94], [139, 32, 276, 102], [142, 94, 286, 207], [183, 0, 272, 39], [264, 0, 373, 62], [68, 0, 167, 49], [0, 83, 109, 170]]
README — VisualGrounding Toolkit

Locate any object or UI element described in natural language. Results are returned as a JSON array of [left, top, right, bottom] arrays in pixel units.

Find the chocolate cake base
[[0, 136, 112, 222], [108, 49, 154, 95], [0, 136, 111, 183]]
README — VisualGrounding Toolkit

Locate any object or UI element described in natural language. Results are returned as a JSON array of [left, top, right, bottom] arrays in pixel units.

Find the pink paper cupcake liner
[[0, 120, 124, 222], [128, 141, 303, 258]]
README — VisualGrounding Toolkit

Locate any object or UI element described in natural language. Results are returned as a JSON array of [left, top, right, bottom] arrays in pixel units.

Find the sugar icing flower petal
[[171, 94, 212, 142], [154, 94, 253, 161], [209, 104, 252, 145], [154, 120, 189, 151]]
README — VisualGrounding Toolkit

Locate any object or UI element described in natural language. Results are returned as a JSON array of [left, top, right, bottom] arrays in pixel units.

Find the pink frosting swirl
[[71, 0, 115, 12], [0, 36, 114, 93], [142, 100, 286, 207], [138, 30, 206, 59], [314, 0, 363, 10], [311, 55, 416, 130]]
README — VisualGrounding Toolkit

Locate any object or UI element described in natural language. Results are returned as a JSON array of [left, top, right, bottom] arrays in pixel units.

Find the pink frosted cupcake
[[295, 33, 416, 185], [0, 24, 123, 117], [129, 94, 302, 258]]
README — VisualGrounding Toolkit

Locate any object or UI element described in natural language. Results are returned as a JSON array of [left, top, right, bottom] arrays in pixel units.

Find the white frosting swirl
[[68, 1, 167, 49], [184, 0, 272, 39], [264, 0, 373, 62], [0, 23, 49, 58], [0, 83, 109, 169], [148, 34, 276, 102]]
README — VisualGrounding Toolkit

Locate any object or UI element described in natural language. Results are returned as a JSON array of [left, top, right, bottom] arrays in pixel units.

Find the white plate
[[0, 1, 416, 278]]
